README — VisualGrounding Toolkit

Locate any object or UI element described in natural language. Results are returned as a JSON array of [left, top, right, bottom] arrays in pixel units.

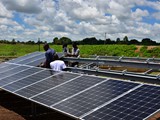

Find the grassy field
[[0, 43, 160, 58]]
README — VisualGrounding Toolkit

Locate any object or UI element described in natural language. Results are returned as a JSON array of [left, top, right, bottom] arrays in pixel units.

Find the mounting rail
[[64, 67, 160, 84], [62, 57, 160, 70]]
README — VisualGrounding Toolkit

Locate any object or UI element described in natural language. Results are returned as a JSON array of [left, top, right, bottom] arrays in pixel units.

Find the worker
[[70, 42, 80, 57], [50, 60, 66, 71], [41, 43, 58, 68], [62, 43, 70, 57], [68, 42, 80, 67]]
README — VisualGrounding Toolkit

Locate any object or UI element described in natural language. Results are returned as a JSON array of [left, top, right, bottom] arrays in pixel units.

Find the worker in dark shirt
[[42, 43, 57, 68]]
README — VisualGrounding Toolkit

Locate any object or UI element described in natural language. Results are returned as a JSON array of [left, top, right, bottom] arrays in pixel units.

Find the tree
[[82, 37, 98, 44], [53, 37, 61, 45], [129, 39, 139, 45], [59, 37, 72, 45], [11, 38, 16, 44], [141, 38, 157, 45], [105, 38, 112, 44], [123, 36, 129, 44], [26, 40, 35, 44], [116, 38, 121, 44]]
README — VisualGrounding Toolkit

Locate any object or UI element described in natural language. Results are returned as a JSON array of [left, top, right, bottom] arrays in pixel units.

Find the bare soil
[[135, 45, 157, 53]]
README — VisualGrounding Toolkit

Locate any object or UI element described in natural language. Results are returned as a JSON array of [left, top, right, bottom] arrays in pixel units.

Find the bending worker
[[50, 60, 66, 71]]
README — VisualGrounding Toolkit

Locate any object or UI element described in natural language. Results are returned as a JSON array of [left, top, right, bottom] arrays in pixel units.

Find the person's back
[[45, 48, 55, 62], [43, 43, 56, 68], [50, 60, 66, 71]]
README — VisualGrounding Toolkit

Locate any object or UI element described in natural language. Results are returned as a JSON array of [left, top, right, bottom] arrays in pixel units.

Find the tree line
[[0, 36, 159, 45]]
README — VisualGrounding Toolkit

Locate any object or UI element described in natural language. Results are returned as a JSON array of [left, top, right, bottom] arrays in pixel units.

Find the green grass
[[0, 44, 42, 56], [0, 43, 159, 58], [77, 45, 138, 57], [140, 46, 160, 58]]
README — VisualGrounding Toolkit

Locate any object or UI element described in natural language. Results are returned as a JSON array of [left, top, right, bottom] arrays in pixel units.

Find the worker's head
[[43, 43, 49, 51]]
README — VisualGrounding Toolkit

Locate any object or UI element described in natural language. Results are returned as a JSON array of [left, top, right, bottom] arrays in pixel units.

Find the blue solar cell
[[15, 72, 80, 98], [32, 75, 106, 106], [8, 52, 42, 63], [26, 57, 45, 66], [0, 66, 30, 79], [3, 69, 57, 92], [0, 63, 10, 68], [83, 85, 160, 120], [0, 64, 19, 73], [53, 80, 139, 117], [0, 67, 43, 87], [17, 53, 44, 64]]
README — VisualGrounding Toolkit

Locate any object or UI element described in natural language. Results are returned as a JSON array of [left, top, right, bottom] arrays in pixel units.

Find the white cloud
[[0, 2, 13, 18], [0, 25, 8, 31], [153, 12, 160, 20], [107, 1, 131, 20], [73, 6, 100, 20], [1, 0, 42, 14], [0, 0, 159, 42], [132, 8, 149, 21], [0, 18, 18, 26]]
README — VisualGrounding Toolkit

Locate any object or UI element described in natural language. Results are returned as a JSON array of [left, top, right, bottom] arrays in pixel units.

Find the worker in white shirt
[[67, 42, 80, 67], [50, 60, 66, 71]]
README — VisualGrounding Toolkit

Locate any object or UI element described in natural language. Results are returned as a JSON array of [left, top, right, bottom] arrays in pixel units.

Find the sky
[[0, 0, 160, 43]]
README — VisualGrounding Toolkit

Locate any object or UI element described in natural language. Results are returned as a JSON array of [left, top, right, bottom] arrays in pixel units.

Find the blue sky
[[0, 0, 160, 42]]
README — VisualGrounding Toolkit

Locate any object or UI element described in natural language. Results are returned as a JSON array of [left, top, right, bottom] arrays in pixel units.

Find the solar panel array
[[0, 52, 160, 120], [7, 52, 45, 66], [83, 85, 160, 120]]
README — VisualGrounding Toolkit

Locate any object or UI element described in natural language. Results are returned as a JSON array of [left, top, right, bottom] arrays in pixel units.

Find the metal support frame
[[64, 67, 160, 84], [31, 102, 37, 117], [79, 62, 97, 69], [143, 69, 153, 75], [89, 55, 160, 63], [62, 57, 160, 70]]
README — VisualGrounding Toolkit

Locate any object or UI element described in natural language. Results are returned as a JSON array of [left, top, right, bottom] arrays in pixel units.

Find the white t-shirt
[[50, 60, 66, 71], [71, 48, 80, 57]]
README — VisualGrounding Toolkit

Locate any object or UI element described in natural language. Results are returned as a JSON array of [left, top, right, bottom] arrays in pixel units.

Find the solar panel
[[0, 62, 10, 68], [53, 80, 139, 117], [0, 67, 43, 87], [82, 84, 160, 120], [31, 75, 106, 106], [8, 52, 43, 63], [0, 64, 19, 73], [0, 65, 30, 79], [17, 53, 44, 64], [25, 52, 63, 66], [2, 69, 57, 92], [26, 57, 45, 66], [57, 52, 63, 58], [15, 72, 80, 98]]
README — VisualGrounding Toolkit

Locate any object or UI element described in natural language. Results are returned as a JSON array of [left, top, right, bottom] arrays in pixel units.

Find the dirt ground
[[135, 45, 157, 53]]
